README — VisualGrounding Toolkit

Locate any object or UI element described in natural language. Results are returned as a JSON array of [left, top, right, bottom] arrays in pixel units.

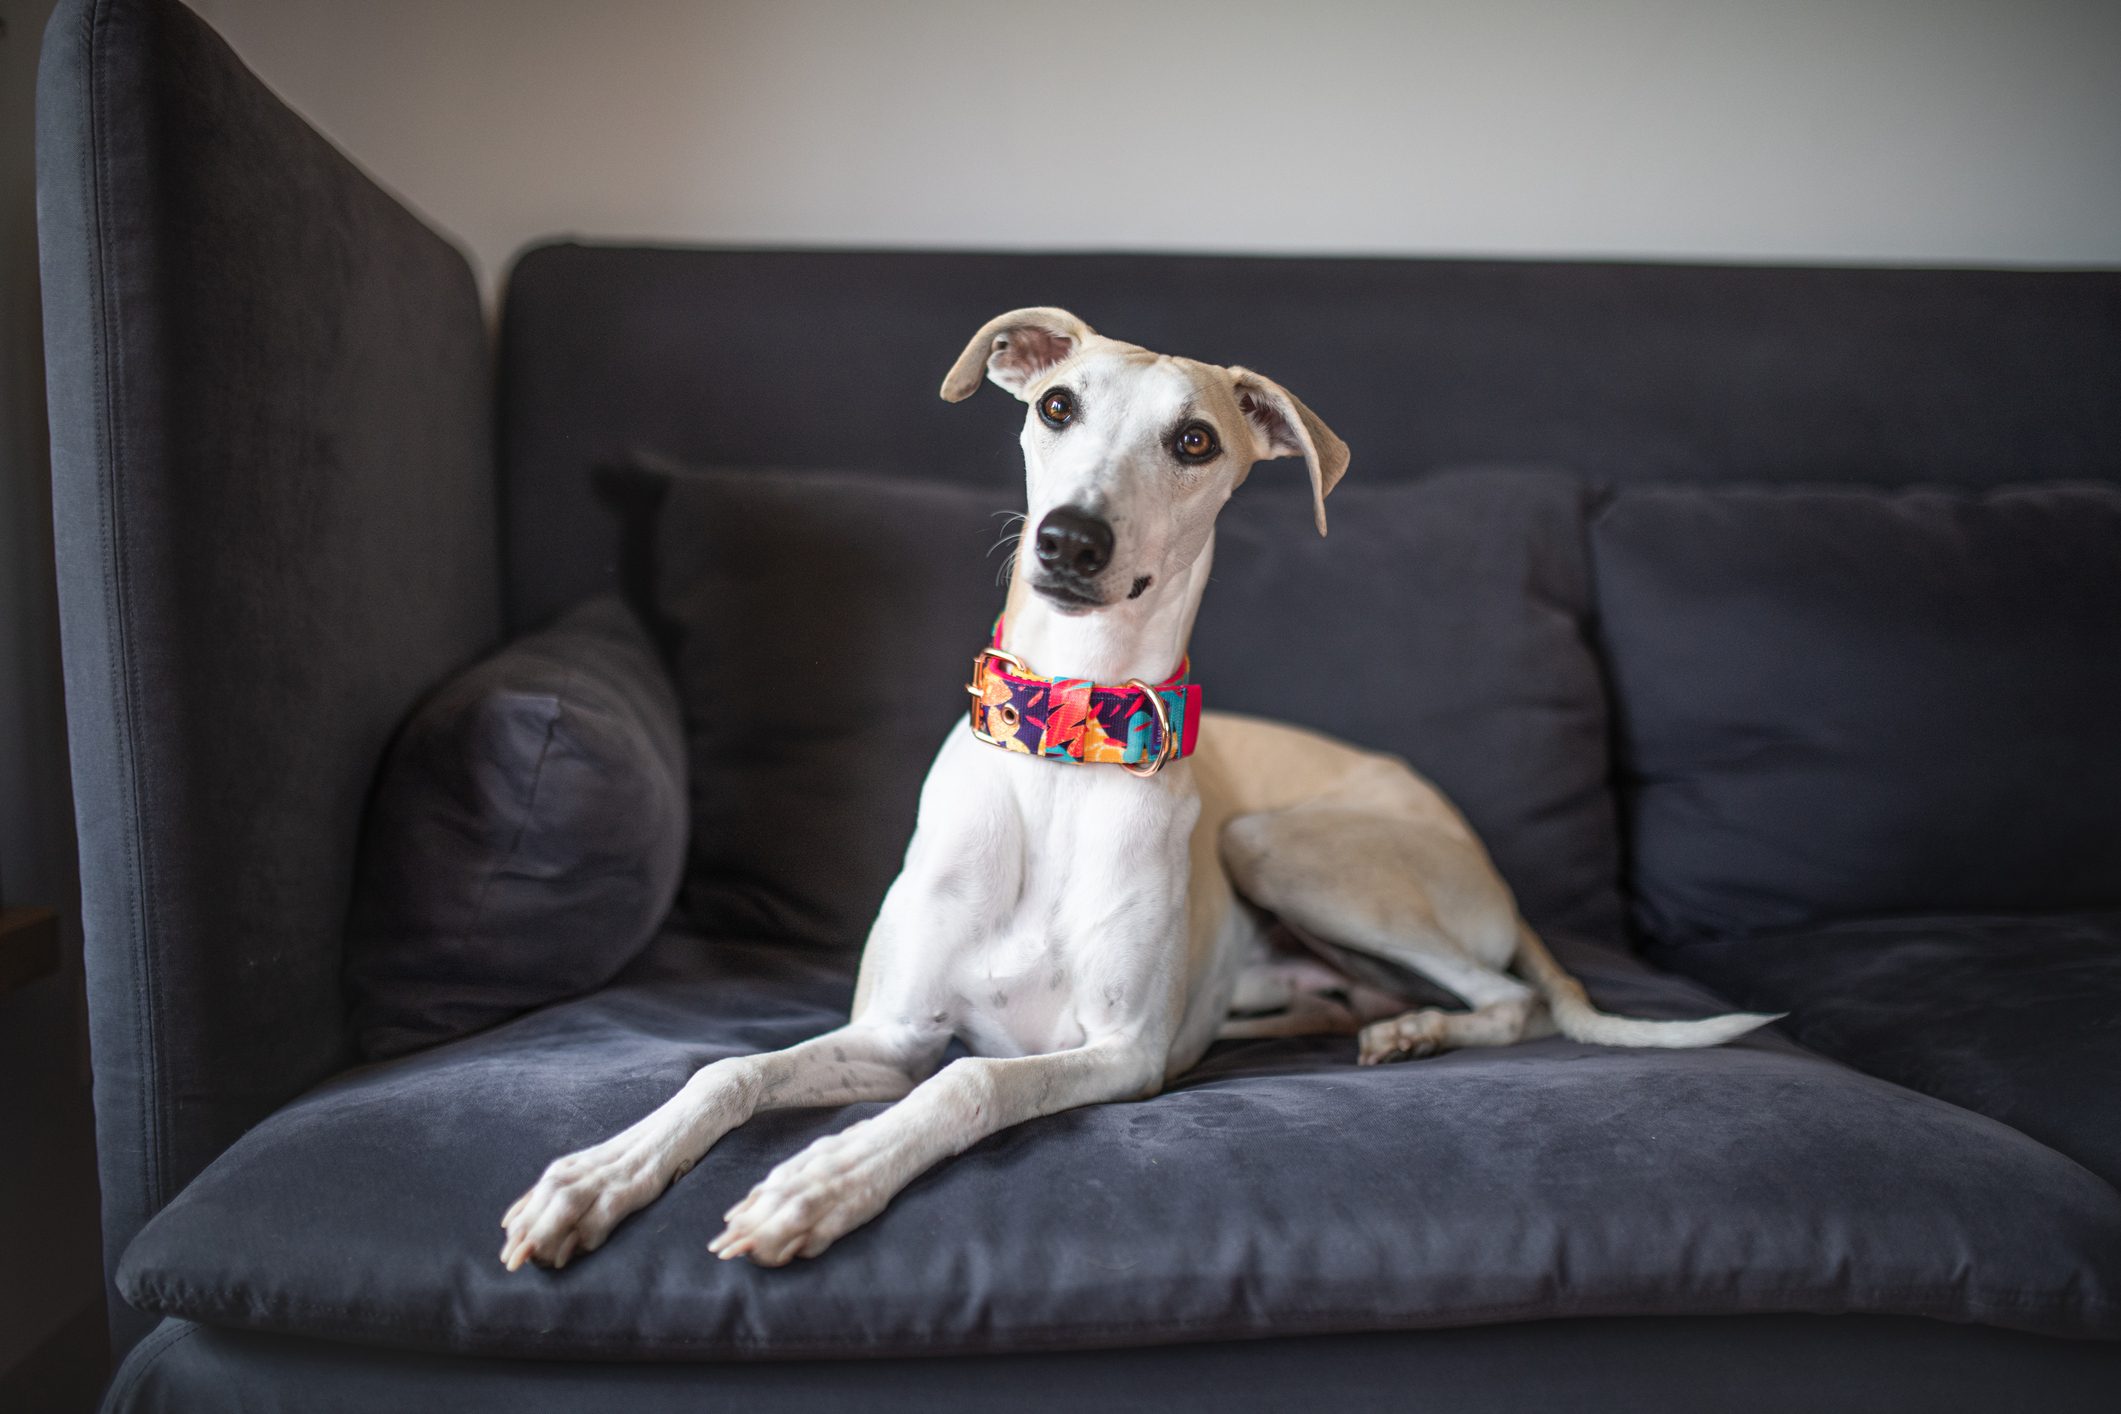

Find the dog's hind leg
[[1353, 986, 1554, 1064], [501, 1020, 945, 1270], [1219, 805, 1553, 1061], [1217, 948, 1405, 1040], [1220, 802, 1777, 1059]]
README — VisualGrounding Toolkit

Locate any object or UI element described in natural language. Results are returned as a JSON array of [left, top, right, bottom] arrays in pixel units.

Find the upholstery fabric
[[1592, 484, 2121, 942], [499, 243, 2121, 629], [345, 597, 687, 1060], [1654, 912, 2121, 1191], [99, 1315, 2121, 1414], [605, 460, 1622, 943], [116, 927, 2121, 1357], [36, 0, 496, 1350]]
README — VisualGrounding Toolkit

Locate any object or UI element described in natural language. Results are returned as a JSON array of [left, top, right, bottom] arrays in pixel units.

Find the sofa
[[36, 1, 2121, 1409]]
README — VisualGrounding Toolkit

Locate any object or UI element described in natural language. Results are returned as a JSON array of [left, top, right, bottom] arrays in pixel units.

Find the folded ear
[[1230, 368, 1350, 536], [940, 307, 1096, 402]]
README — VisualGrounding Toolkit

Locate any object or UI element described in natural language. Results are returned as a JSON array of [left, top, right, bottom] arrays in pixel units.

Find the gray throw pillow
[[345, 595, 688, 1059]]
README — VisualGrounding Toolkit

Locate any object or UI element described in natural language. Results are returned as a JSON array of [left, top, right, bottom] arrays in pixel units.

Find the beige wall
[[188, 0, 2121, 302]]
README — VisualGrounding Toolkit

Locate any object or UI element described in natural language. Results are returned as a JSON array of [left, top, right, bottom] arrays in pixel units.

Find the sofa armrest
[[36, 0, 499, 1354]]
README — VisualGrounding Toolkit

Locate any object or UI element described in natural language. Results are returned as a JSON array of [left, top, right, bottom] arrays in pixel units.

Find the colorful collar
[[966, 618, 1203, 777]]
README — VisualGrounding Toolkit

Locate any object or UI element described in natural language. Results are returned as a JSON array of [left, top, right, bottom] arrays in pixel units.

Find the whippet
[[499, 308, 1777, 1272]]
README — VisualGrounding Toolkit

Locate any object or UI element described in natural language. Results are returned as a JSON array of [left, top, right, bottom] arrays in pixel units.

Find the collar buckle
[[966, 646, 1027, 747]]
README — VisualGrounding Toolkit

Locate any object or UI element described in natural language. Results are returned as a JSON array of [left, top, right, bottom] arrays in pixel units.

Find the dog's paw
[[1358, 1009, 1448, 1065], [709, 1123, 894, 1267], [499, 1142, 673, 1272]]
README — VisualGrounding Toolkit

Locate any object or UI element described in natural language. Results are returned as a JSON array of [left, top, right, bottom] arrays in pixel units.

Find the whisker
[[990, 509, 1025, 586]]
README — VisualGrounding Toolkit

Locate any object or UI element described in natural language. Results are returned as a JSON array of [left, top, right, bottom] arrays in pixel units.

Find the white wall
[[188, 0, 2121, 303]]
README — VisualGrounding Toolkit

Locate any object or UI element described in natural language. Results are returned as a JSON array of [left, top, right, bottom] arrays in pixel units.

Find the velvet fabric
[[345, 597, 687, 1060], [605, 460, 1622, 943], [1592, 484, 2121, 942], [1653, 913, 2121, 1191], [115, 927, 2121, 1356], [36, 0, 497, 1350], [98, 1316, 2121, 1414], [500, 245, 2121, 630]]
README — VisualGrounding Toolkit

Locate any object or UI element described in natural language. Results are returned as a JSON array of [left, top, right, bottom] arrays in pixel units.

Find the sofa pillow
[[1591, 483, 2121, 943], [345, 595, 688, 1059], [603, 459, 1621, 946]]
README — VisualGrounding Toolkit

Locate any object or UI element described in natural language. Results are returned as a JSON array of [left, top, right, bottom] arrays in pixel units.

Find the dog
[[500, 308, 1777, 1272]]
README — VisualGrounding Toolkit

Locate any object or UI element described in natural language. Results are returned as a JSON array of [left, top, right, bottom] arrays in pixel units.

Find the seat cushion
[[116, 928, 2121, 1356], [1653, 912, 2121, 1190], [100, 1315, 2121, 1414], [604, 458, 1623, 944], [1590, 482, 2121, 943], [345, 596, 688, 1060]]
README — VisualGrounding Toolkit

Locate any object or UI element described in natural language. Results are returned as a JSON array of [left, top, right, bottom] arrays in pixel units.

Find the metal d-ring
[[1122, 679, 1175, 778]]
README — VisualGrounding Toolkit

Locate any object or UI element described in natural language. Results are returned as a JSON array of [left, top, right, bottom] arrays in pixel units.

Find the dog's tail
[[1512, 920, 1781, 1048]]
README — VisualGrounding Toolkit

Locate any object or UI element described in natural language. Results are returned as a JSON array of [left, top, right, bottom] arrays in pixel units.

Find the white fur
[[498, 311, 1777, 1272]]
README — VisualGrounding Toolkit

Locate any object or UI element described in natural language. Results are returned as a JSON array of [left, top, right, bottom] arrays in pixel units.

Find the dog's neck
[[1001, 533, 1214, 685]]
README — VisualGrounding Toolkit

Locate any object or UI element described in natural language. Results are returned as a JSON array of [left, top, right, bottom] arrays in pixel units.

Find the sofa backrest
[[498, 243, 2121, 629], [38, 0, 497, 1353]]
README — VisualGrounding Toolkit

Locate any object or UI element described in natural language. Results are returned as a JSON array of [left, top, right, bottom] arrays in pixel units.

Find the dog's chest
[[940, 757, 1197, 1057]]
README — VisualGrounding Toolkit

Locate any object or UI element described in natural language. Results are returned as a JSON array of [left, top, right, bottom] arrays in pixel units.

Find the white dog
[[501, 309, 1776, 1272]]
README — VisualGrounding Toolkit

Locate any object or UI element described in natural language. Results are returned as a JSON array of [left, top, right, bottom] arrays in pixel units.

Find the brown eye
[[1038, 388, 1075, 428], [1175, 421, 1219, 463]]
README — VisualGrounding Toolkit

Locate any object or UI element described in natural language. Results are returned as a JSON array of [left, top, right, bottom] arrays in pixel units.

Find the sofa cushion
[[97, 1315, 2121, 1414], [345, 596, 687, 1059], [1653, 912, 2121, 1190], [1591, 483, 2121, 942], [604, 459, 1622, 944], [118, 928, 2121, 1356]]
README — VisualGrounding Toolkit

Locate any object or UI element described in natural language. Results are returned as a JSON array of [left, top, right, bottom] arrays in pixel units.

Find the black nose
[[1034, 507, 1114, 578]]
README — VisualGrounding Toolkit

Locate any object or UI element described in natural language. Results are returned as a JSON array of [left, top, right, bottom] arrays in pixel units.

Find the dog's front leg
[[501, 1020, 942, 1270], [709, 1035, 1166, 1266]]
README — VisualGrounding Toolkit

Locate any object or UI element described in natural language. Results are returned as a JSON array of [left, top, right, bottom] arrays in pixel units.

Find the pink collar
[[965, 618, 1203, 777]]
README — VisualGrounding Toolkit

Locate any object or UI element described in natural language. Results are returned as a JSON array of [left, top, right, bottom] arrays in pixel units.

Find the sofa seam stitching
[[83, 0, 169, 1223], [121, 1279, 2120, 1357], [103, 1320, 200, 1407]]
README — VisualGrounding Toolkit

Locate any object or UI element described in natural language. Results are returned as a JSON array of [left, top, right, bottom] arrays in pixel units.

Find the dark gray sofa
[[37, 1, 2121, 1409]]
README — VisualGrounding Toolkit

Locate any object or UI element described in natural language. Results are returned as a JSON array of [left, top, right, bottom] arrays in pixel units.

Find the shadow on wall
[[0, 0, 107, 1408]]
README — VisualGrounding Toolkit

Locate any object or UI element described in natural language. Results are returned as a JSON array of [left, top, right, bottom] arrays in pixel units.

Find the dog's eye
[[1174, 421, 1220, 463], [1038, 389, 1075, 428]]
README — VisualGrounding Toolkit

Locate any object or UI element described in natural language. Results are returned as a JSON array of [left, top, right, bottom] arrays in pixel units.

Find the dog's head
[[942, 307, 1348, 616]]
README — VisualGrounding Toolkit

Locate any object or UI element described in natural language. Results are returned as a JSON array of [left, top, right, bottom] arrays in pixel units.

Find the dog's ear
[[1229, 368, 1350, 536], [941, 307, 1096, 402]]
